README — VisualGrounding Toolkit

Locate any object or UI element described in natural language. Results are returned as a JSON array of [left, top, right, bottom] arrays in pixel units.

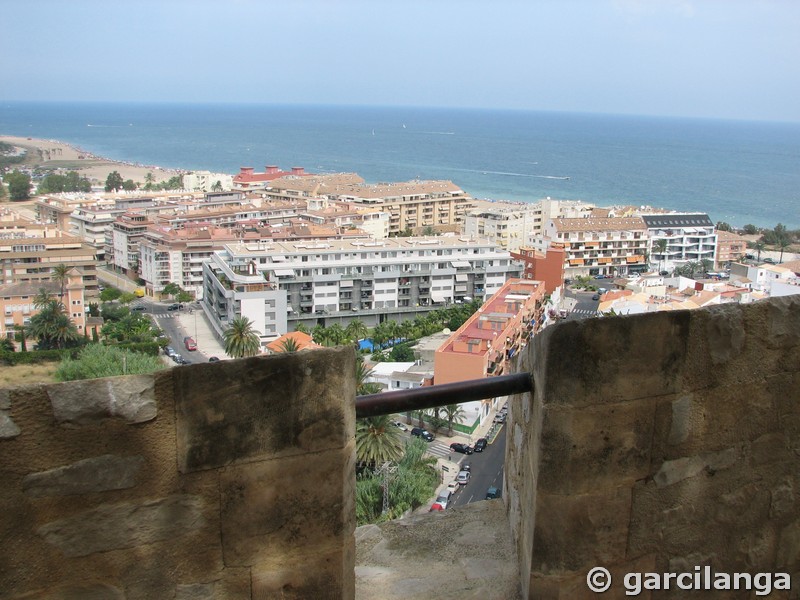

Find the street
[[448, 426, 506, 508]]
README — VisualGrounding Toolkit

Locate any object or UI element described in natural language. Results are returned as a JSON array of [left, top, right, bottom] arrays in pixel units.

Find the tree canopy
[[104, 171, 124, 192], [3, 170, 32, 200], [37, 171, 91, 194], [223, 316, 261, 358]]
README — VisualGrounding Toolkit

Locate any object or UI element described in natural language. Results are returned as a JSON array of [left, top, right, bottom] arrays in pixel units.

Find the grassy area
[[0, 363, 59, 387]]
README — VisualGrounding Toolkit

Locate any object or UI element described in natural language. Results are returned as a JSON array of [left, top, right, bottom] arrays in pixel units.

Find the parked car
[[410, 427, 434, 442], [486, 486, 501, 500], [446, 481, 460, 495], [184, 336, 197, 351], [164, 346, 177, 357], [429, 490, 451, 511], [167, 303, 183, 311], [493, 413, 507, 424], [429, 502, 445, 512], [449, 442, 473, 455], [592, 294, 600, 301], [208, 356, 220, 362], [131, 305, 146, 312], [456, 470, 471, 485], [474, 438, 488, 452], [391, 420, 408, 431], [171, 354, 188, 364]]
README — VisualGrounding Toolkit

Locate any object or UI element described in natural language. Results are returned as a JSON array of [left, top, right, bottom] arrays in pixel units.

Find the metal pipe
[[355, 372, 533, 419]]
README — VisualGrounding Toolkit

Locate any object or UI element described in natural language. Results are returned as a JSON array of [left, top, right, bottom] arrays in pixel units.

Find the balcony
[[2, 297, 799, 599]]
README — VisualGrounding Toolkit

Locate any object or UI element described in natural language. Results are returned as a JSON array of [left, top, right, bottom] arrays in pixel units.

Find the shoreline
[[0, 134, 183, 185]]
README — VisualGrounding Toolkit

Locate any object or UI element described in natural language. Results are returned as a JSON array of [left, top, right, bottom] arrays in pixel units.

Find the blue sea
[[1, 102, 798, 229]]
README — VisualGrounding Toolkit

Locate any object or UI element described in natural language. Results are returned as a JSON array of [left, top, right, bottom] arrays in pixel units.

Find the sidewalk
[[173, 304, 228, 360]]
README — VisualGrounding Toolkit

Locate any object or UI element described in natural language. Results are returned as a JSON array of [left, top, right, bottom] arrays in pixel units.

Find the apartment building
[[543, 216, 649, 278], [69, 207, 124, 262], [183, 171, 234, 192], [110, 213, 151, 276], [433, 278, 546, 426], [715, 230, 749, 268], [0, 231, 98, 294], [232, 166, 310, 191], [463, 204, 539, 253], [510, 246, 566, 293], [201, 236, 522, 346], [642, 213, 717, 272], [264, 175, 476, 235], [1, 268, 87, 340]]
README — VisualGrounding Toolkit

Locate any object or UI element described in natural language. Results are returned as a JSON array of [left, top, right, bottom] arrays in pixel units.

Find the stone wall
[[0, 347, 357, 600], [507, 295, 800, 599]]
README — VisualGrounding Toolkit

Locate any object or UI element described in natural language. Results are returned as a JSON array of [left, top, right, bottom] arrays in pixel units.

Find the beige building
[[264, 175, 476, 235], [0, 231, 98, 295], [543, 216, 649, 278], [715, 229, 749, 267], [1, 268, 87, 341]]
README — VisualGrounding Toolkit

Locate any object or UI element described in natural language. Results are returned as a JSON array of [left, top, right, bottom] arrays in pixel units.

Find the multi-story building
[[183, 171, 234, 192], [715, 230, 749, 268], [201, 236, 522, 347], [543, 216, 649, 278], [264, 175, 476, 235], [0, 232, 98, 294], [510, 246, 566, 293], [463, 204, 540, 253], [0, 268, 87, 340], [69, 207, 124, 262], [642, 213, 717, 272], [111, 213, 151, 276], [432, 278, 546, 427], [232, 166, 310, 191]]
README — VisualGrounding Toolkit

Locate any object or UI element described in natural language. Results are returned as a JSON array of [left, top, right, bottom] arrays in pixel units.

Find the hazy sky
[[2, 0, 799, 122]]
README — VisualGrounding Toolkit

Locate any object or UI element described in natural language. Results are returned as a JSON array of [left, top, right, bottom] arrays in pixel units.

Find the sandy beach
[[0, 135, 183, 186]]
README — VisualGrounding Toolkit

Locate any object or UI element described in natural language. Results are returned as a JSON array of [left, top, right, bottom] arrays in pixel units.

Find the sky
[[2, 0, 799, 122]]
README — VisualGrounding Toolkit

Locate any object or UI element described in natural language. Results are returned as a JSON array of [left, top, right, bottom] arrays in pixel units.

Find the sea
[[1, 102, 798, 229]]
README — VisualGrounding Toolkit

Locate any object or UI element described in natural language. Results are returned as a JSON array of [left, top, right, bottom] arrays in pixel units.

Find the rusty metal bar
[[355, 372, 533, 419]]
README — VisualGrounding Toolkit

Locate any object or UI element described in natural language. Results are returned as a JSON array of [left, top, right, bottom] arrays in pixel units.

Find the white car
[[446, 481, 460, 495], [391, 420, 408, 431], [456, 470, 471, 485]]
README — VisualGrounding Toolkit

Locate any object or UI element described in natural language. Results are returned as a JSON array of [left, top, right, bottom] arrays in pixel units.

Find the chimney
[[291, 167, 305, 175], [266, 165, 279, 174], [240, 167, 254, 175]]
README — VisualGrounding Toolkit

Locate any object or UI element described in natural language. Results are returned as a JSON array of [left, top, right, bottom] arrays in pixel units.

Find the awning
[[598, 257, 612, 264], [340, 280, 353, 287], [450, 260, 471, 268], [273, 268, 295, 277], [626, 256, 641, 264], [455, 273, 468, 282], [584, 242, 599, 248], [431, 291, 448, 303], [455, 285, 467, 292], [569, 258, 585, 266], [271, 255, 287, 262]]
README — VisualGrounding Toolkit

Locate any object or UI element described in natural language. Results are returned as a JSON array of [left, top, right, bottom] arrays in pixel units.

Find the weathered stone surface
[[47, 375, 156, 424], [175, 347, 356, 473], [668, 395, 692, 445], [37, 494, 205, 557], [653, 448, 738, 488], [252, 548, 349, 600], [532, 487, 632, 573], [9, 582, 126, 599], [220, 443, 355, 567], [23, 454, 145, 497], [704, 304, 746, 365], [534, 310, 690, 407], [0, 389, 21, 438], [537, 399, 655, 495], [175, 582, 215, 599]]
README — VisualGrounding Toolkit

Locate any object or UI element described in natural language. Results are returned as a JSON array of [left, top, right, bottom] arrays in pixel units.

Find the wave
[[420, 131, 455, 135], [451, 167, 569, 180]]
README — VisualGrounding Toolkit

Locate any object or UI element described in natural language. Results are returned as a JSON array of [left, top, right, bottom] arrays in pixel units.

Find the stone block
[[9, 582, 125, 599], [532, 310, 689, 407], [175, 347, 356, 473], [47, 375, 157, 425], [175, 583, 214, 599], [251, 547, 352, 600], [532, 487, 632, 574], [537, 399, 655, 495], [37, 494, 205, 557], [23, 454, 145, 497], [653, 448, 738, 488], [0, 388, 21, 438], [220, 443, 355, 568]]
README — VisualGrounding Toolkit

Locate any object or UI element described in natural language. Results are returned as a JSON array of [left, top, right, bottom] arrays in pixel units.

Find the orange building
[[434, 278, 546, 386], [510, 246, 566, 294], [715, 230, 748, 268], [1, 268, 86, 342]]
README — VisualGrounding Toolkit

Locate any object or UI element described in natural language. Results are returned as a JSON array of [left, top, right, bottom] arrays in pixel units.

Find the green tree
[[326, 323, 347, 346], [294, 322, 310, 334], [52, 263, 70, 302], [652, 238, 669, 273], [144, 172, 155, 191], [0, 337, 15, 352], [441, 404, 466, 436], [3, 170, 32, 200], [355, 414, 404, 470], [28, 293, 80, 350], [754, 240, 765, 262], [176, 290, 193, 303], [345, 319, 369, 343], [277, 338, 300, 353], [122, 179, 137, 191], [104, 171, 124, 192], [13, 324, 27, 352], [0, 180, 6, 199], [389, 343, 415, 362], [742, 224, 758, 235], [778, 238, 791, 263], [162, 282, 181, 298], [223, 316, 261, 358], [211, 180, 223, 192], [715, 222, 732, 232], [356, 357, 381, 395], [99, 287, 123, 302], [55, 344, 165, 382]]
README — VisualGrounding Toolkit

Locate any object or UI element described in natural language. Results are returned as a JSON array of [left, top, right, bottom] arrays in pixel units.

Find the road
[[448, 426, 507, 508], [563, 287, 601, 321], [131, 298, 209, 365]]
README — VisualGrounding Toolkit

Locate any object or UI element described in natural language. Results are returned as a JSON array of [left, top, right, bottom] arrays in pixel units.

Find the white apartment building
[[183, 171, 234, 192], [69, 207, 124, 262], [543, 216, 649, 278], [463, 205, 539, 253], [642, 214, 717, 273], [201, 236, 522, 346]]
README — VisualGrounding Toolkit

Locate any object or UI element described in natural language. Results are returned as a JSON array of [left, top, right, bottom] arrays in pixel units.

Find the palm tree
[[222, 316, 261, 358], [345, 319, 369, 343], [777, 238, 791, 263], [652, 239, 668, 273], [52, 264, 70, 302], [326, 323, 346, 346], [754, 240, 765, 262], [356, 358, 381, 395], [13, 324, 27, 352], [28, 296, 79, 350], [294, 322, 310, 335], [355, 414, 404, 469], [277, 338, 300, 353], [441, 404, 467, 436]]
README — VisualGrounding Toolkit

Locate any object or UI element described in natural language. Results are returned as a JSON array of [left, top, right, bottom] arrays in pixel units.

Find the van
[[134, 289, 145, 298], [410, 427, 434, 442]]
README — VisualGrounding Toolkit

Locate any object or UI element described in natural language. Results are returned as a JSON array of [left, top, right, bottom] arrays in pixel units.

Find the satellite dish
[[442, 328, 451, 334]]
